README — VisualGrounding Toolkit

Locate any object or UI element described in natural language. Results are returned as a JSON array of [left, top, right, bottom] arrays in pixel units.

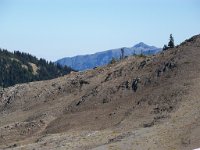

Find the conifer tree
[[120, 48, 125, 60], [163, 44, 168, 51], [168, 34, 175, 48]]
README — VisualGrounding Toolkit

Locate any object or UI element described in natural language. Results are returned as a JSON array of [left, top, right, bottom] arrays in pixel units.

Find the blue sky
[[0, 0, 200, 61]]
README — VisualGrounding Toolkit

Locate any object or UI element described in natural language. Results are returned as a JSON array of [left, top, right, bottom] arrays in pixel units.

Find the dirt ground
[[0, 35, 200, 150]]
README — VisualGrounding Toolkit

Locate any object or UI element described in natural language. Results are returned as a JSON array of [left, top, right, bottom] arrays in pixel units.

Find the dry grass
[[0, 35, 200, 150]]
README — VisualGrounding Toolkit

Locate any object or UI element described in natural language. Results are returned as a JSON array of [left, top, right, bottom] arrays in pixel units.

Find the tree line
[[0, 49, 74, 88]]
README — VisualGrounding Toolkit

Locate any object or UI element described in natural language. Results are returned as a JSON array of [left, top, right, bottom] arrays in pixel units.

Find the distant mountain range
[[56, 42, 161, 71]]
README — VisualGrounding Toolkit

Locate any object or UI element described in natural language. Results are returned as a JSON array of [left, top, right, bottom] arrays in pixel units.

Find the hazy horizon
[[0, 0, 200, 61]]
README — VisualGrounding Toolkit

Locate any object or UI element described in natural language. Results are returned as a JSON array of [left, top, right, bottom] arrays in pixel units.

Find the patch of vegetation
[[184, 61, 191, 64], [137, 53, 146, 58], [109, 57, 118, 64]]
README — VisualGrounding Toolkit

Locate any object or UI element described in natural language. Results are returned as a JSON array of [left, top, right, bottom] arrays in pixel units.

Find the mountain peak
[[133, 42, 151, 48]]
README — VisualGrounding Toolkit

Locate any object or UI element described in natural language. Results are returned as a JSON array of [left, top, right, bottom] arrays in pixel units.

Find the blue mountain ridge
[[56, 42, 161, 71]]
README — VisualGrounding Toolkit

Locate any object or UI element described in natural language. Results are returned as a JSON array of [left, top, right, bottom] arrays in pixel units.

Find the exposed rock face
[[1, 35, 200, 150]]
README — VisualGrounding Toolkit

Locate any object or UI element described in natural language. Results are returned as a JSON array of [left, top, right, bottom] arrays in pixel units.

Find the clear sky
[[0, 0, 200, 61]]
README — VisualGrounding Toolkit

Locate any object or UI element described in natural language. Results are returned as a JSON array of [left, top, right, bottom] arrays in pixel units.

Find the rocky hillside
[[0, 35, 200, 150], [0, 49, 74, 88], [56, 42, 161, 71]]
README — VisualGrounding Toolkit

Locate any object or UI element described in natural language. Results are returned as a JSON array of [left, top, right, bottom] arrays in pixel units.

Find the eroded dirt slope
[[0, 35, 200, 150]]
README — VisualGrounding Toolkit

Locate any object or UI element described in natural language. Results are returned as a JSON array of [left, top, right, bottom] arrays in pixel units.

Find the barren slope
[[0, 35, 200, 149]]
